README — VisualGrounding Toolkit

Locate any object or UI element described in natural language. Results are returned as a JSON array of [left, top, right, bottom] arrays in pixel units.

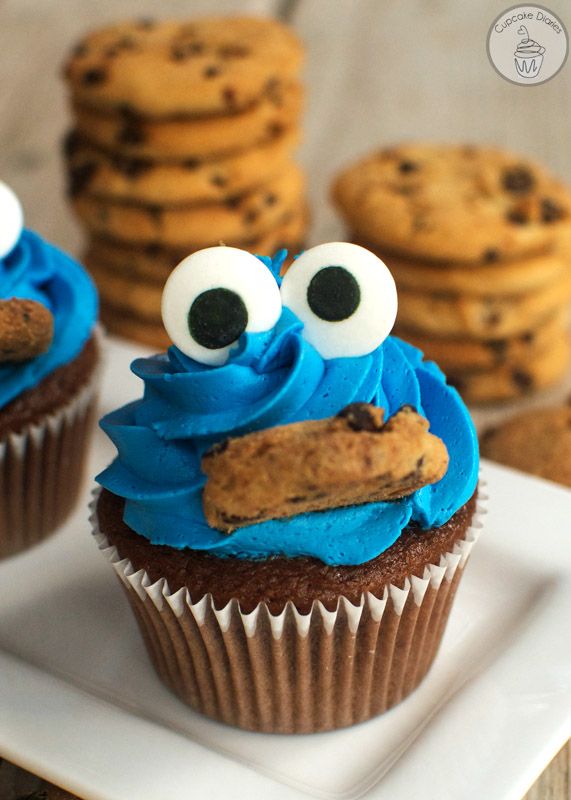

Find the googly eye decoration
[[280, 242, 398, 359], [161, 246, 282, 366], [0, 181, 24, 259]]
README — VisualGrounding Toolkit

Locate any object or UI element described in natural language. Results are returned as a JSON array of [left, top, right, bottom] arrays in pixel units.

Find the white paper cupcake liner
[[0, 337, 100, 559], [91, 484, 487, 733]]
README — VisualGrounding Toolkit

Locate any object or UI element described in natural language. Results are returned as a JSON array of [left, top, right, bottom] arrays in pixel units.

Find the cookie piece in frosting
[[202, 403, 449, 532], [0, 299, 54, 362]]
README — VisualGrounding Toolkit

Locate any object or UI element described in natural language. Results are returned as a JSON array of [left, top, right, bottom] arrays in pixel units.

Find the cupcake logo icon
[[487, 5, 568, 85], [514, 25, 545, 77]]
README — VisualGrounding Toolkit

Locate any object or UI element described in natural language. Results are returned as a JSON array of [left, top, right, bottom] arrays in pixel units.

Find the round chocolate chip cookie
[[72, 163, 305, 247], [481, 402, 571, 486], [63, 16, 304, 117], [377, 241, 571, 297], [85, 208, 307, 283], [333, 144, 571, 263], [65, 127, 299, 204], [71, 82, 302, 160], [396, 268, 571, 339], [395, 308, 568, 372], [448, 335, 570, 403]]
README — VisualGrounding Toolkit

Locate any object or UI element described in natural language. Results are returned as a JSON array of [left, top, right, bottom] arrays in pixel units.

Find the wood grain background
[[0, 0, 570, 797]]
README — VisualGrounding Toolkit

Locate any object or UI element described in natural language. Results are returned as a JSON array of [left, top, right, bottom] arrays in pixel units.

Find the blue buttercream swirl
[[0, 229, 98, 410], [97, 306, 479, 566]]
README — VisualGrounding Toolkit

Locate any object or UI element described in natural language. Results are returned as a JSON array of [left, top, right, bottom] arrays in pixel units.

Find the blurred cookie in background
[[62, 16, 307, 349], [332, 143, 571, 404], [480, 400, 571, 486]]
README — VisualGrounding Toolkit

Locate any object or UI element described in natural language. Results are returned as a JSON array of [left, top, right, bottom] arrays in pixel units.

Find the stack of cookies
[[333, 143, 571, 403], [62, 16, 306, 348]]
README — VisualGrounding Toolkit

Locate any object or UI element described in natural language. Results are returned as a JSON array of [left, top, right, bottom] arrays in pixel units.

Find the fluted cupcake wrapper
[[92, 489, 486, 734], [0, 352, 100, 560]]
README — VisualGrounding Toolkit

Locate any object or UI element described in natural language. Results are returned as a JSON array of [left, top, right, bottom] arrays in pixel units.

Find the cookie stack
[[62, 16, 306, 348], [333, 144, 571, 403]]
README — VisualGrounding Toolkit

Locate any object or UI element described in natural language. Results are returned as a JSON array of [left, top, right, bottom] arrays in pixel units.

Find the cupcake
[[0, 181, 99, 558], [94, 242, 481, 733]]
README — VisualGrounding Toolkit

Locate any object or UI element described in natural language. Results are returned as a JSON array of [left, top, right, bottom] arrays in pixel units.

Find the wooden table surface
[[1, 0, 570, 797]]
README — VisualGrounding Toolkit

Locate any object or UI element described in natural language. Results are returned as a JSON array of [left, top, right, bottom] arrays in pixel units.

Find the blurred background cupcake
[[0, 181, 99, 559], [61, 15, 307, 349]]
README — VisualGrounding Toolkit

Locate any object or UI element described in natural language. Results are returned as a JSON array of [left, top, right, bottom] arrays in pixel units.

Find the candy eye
[[280, 242, 398, 359], [0, 181, 24, 259], [161, 246, 282, 365]]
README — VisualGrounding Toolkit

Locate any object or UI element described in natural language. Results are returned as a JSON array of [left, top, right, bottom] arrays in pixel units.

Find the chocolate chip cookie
[[72, 162, 305, 247], [65, 127, 299, 204], [63, 16, 303, 117], [480, 401, 571, 486], [333, 144, 571, 263], [71, 81, 302, 160]]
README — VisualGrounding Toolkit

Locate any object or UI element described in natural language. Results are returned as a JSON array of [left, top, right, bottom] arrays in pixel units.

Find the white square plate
[[0, 338, 570, 800]]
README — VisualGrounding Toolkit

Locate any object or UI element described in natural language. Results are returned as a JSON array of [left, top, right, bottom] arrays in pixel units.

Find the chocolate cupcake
[[94, 242, 481, 733], [0, 181, 99, 558]]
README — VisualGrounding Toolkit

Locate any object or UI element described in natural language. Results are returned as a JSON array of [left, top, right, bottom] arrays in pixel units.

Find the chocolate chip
[[448, 375, 465, 391], [398, 160, 418, 174], [147, 204, 163, 225], [265, 193, 277, 206], [520, 331, 535, 344], [512, 369, 533, 391], [203, 439, 229, 458], [337, 403, 382, 432], [144, 242, 163, 257], [486, 339, 508, 358], [204, 64, 221, 78], [483, 248, 500, 263], [244, 208, 259, 224], [484, 310, 502, 327], [503, 166, 535, 193], [210, 173, 228, 187], [68, 161, 97, 197], [183, 158, 200, 170], [506, 208, 528, 225], [223, 86, 237, 107], [479, 427, 497, 448], [62, 129, 81, 158], [82, 67, 107, 85], [541, 198, 565, 223], [112, 154, 153, 179], [171, 41, 204, 60], [72, 42, 88, 58], [218, 44, 250, 58], [117, 119, 146, 146], [225, 195, 241, 209]]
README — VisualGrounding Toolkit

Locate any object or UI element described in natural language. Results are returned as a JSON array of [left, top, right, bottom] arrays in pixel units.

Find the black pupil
[[188, 288, 248, 350], [307, 266, 360, 322]]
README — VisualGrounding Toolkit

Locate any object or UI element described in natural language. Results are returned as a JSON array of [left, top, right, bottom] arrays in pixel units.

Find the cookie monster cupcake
[[93, 242, 482, 733], [0, 181, 99, 558]]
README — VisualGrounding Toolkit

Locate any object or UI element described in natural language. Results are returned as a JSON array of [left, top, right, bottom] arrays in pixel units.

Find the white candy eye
[[280, 242, 397, 359], [0, 181, 24, 259], [161, 246, 282, 365]]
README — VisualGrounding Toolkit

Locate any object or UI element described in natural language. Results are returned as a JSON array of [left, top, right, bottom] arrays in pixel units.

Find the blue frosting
[[0, 229, 98, 410], [97, 306, 479, 566]]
